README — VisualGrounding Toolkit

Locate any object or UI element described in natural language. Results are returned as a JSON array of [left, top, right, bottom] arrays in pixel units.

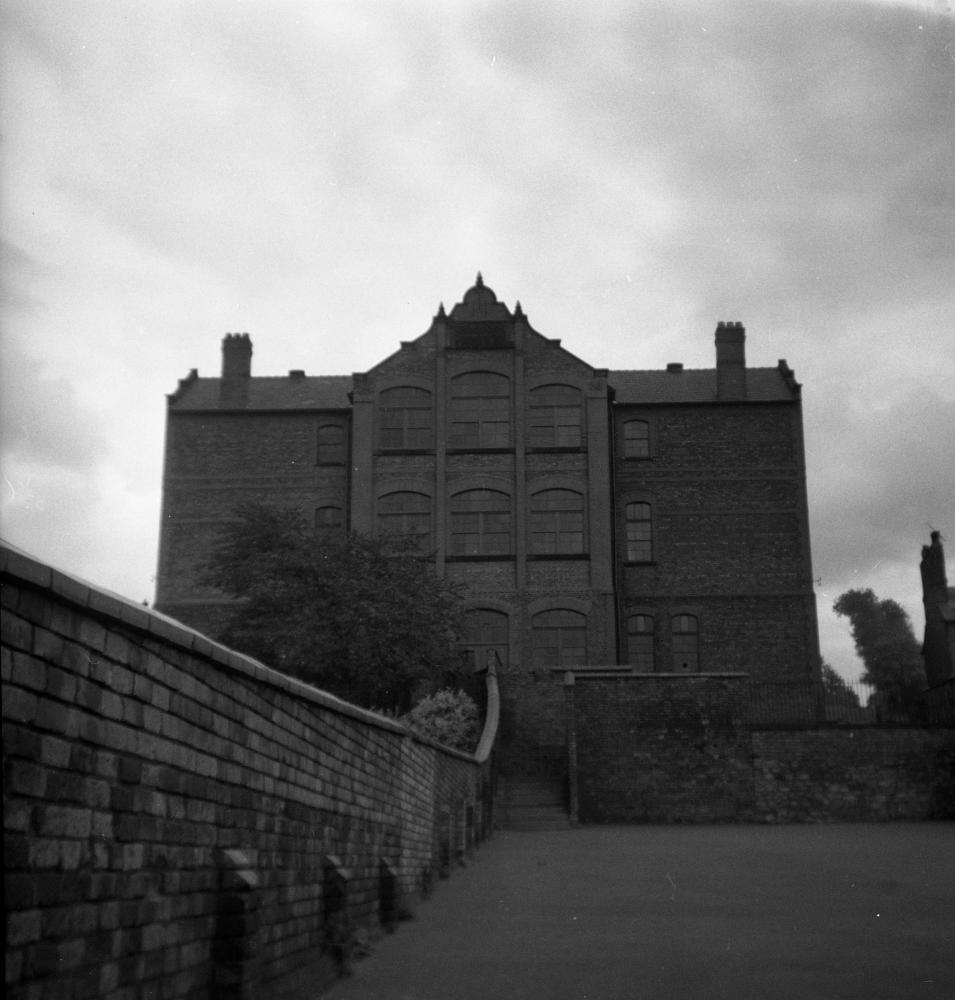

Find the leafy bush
[[403, 689, 479, 751]]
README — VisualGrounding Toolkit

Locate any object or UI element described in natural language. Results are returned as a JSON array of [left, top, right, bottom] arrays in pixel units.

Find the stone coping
[[1, 540, 486, 764]]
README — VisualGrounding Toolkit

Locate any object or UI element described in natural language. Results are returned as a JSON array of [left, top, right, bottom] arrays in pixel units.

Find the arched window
[[377, 491, 431, 548], [317, 424, 346, 464], [625, 502, 653, 562], [450, 372, 510, 449], [459, 608, 509, 672], [529, 385, 582, 448], [627, 614, 655, 672], [623, 420, 650, 459], [530, 489, 584, 555], [315, 505, 344, 538], [531, 609, 587, 667], [379, 387, 433, 450], [671, 614, 699, 672], [449, 489, 511, 556]]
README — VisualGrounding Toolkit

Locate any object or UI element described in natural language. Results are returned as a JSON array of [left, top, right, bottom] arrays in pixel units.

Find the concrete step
[[504, 778, 564, 799], [506, 788, 565, 807], [506, 805, 572, 831]]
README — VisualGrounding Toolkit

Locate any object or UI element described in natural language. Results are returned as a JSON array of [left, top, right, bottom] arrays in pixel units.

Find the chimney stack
[[715, 321, 746, 399], [222, 333, 252, 379], [920, 531, 953, 685]]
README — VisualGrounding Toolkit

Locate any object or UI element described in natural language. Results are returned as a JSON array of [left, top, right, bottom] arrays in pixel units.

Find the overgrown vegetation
[[833, 588, 926, 715], [402, 688, 479, 751], [201, 503, 464, 711]]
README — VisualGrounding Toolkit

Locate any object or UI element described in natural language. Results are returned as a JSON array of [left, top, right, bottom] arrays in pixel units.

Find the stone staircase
[[502, 775, 571, 830]]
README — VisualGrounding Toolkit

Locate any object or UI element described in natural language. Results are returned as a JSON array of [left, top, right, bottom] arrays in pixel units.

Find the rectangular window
[[529, 385, 582, 448], [627, 614, 654, 672], [377, 492, 431, 550], [623, 420, 650, 459], [450, 373, 510, 449], [530, 489, 585, 555], [449, 490, 512, 556], [531, 610, 587, 667], [625, 502, 653, 562], [379, 387, 433, 450], [317, 424, 346, 464], [672, 615, 699, 672]]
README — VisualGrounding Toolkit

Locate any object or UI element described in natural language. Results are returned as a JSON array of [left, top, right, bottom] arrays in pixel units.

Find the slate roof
[[168, 365, 798, 411], [608, 367, 798, 404], [168, 374, 353, 411]]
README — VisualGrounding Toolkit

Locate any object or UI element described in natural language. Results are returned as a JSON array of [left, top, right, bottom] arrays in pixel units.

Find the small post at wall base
[[213, 848, 261, 1000]]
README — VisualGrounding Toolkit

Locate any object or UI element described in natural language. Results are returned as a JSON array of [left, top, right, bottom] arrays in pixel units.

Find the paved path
[[274, 824, 955, 1000]]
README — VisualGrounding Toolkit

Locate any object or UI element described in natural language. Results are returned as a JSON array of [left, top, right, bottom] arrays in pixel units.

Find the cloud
[[1, 0, 952, 647], [0, 336, 109, 470]]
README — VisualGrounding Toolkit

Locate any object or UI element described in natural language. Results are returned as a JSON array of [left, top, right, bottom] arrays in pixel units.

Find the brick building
[[156, 275, 821, 751]]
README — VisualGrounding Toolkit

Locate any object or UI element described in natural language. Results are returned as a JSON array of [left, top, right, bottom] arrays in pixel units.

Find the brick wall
[[613, 401, 820, 681], [156, 411, 350, 635], [572, 674, 755, 823], [570, 674, 955, 825], [2, 545, 492, 1000], [752, 729, 955, 822]]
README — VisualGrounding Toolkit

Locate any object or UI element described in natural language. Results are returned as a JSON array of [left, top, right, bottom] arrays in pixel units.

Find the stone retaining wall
[[571, 674, 955, 824], [751, 728, 955, 822], [2, 545, 491, 1000]]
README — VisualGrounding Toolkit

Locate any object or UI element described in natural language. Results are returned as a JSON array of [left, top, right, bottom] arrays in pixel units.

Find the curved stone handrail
[[473, 658, 500, 764]]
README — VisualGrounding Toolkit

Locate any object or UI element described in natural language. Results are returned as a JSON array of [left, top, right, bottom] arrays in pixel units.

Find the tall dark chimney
[[921, 531, 953, 685], [715, 321, 746, 399], [221, 333, 252, 379]]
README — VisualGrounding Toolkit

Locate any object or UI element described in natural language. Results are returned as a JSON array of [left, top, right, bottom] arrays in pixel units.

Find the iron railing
[[745, 680, 935, 727]]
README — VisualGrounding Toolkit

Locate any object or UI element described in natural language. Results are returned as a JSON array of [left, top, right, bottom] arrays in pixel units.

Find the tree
[[833, 588, 926, 715], [820, 660, 861, 706], [201, 503, 464, 711]]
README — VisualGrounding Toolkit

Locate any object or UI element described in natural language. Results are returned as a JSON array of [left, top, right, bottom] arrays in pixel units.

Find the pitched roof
[[169, 375, 353, 411], [608, 367, 798, 404], [168, 365, 799, 411]]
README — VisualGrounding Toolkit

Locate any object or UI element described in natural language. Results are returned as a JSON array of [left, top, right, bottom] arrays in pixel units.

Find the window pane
[[671, 615, 698, 672], [626, 615, 654, 671], [531, 490, 585, 554], [450, 373, 510, 448], [379, 387, 433, 449], [460, 609, 509, 671], [449, 489, 511, 555], [531, 609, 587, 667], [625, 503, 653, 562], [317, 425, 345, 464], [672, 614, 698, 634], [624, 420, 650, 459], [378, 492, 431, 550], [529, 385, 582, 448]]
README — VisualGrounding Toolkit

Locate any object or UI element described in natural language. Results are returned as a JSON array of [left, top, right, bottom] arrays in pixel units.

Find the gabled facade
[[156, 276, 821, 751]]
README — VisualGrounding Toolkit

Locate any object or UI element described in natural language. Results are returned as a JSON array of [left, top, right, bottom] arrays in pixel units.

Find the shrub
[[403, 688, 479, 752]]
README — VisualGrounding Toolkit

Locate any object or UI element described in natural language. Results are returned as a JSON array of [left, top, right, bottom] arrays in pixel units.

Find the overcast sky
[[2, 0, 953, 681]]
